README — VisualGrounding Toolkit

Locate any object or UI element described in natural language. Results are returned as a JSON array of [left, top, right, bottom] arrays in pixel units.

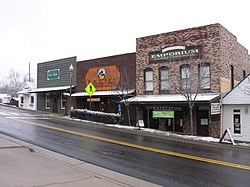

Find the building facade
[[128, 23, 250, 137], [222, 74, 250, 142], [17, 81, 37, 110], [72, 53, 136, 122], [32, 57, 76, 114]]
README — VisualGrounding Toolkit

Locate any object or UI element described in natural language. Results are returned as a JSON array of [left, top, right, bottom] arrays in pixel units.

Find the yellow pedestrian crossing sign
[[85, 82, 96, 97]]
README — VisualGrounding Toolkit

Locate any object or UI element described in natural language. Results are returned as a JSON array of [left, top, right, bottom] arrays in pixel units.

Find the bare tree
[[170, 62, 210, 135], [0, 69, 35, 97], [115, 67, 136, 126]]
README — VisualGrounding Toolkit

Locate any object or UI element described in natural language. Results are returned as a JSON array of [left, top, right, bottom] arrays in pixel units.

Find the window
[[199, 63, 211, 89], [180, 65, 191, 90], [145, 69, 153, 91], [233, 109, 241, 134], [61, 93, 66, 109], [30, 96, 34, 104], [20, 97, 24, 104], [160, 67, 169, 91], [230, 65, 234, 90], [45, 93, 51, 109]]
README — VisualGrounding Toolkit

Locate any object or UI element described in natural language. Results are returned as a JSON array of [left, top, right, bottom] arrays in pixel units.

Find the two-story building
[[127, 23, 250, 137]]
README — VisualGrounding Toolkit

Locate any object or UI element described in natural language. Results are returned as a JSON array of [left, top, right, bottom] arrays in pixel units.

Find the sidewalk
[[0, 134, 161, 187]]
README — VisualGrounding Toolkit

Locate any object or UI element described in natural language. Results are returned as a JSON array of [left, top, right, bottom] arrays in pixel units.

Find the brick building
[[127, 23, 250, 137], [72, 53, 136, 121]]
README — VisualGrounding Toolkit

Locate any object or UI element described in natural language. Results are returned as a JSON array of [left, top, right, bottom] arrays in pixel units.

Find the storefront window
[[145, 69, 153, 91], [199, 63, 211, 89], [61, 93, 66, 109], [180, 65, 191, 90], [45, 93, 51, 109], [160, 67, 169, 90]]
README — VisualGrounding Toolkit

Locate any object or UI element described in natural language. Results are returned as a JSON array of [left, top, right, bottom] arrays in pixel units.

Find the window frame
[[61, 93, 66, 109], [160, 67, 169, 91], [199, 63, 211, 90], [144, 68, 153, 91], [180, 64, 191, 90], [45, 93, 51, 109]]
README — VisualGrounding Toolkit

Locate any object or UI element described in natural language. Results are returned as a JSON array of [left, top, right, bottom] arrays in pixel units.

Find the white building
[[222, 75, 250, 142], [17, 81, 37, 110]]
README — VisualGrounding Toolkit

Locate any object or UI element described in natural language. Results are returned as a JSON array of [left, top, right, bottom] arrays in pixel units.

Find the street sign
[[85, 82, 96, 97]]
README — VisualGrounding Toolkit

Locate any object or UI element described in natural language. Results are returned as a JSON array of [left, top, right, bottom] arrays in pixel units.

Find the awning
[[30, 85, 74, 93], [72, 89, 135, 97], [125, 93, 220, 103]]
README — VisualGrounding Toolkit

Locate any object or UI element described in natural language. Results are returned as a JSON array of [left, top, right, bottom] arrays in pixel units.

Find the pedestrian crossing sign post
[[85, 82, 96, 110], [85, 82, 96, 97]]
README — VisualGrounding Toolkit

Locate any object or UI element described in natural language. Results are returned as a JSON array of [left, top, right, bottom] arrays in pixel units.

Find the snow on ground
[[63, 115, 250, 148]]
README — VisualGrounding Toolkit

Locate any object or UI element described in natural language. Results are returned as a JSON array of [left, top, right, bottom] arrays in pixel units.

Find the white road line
[[0, 112, 11, 116]]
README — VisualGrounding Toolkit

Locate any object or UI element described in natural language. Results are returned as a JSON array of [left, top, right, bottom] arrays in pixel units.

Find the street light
[[69, 64, 74, 114]]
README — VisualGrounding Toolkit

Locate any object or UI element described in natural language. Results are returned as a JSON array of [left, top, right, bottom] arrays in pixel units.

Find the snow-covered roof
[[72, 89, 135, 97], [17, 81, 37, 94], [30, 85, 72, 93], [126, 93, 220, 103]]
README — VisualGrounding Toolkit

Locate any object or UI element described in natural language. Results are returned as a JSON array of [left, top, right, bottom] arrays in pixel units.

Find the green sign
[[153, 111, 174, 118], [47, 69, 60, 80], [85, 82, 96, 97]]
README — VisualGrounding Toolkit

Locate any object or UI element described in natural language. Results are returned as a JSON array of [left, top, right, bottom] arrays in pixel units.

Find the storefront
[[131, 23, 250, 137], [73, 53, 136, 122], [33, 57, 76, 114]]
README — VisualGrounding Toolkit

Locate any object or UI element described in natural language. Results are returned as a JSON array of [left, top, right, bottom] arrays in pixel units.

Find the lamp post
[[69, 64, 74, 115]]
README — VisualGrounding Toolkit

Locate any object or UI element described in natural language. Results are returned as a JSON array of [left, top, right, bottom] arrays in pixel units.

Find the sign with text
[[152, 111, 174, 118], [211, 103, 220, 115], [47, 69, 60, 80], [149, 45, 201, 63]]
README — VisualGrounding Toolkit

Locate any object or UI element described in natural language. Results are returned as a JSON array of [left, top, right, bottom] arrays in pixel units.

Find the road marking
[[14, 118, 250, 171]]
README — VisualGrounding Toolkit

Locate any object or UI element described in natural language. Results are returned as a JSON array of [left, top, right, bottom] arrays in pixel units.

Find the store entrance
[[197, 109, 209, 136]]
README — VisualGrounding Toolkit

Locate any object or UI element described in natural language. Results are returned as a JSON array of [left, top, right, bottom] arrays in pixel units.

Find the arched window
[[180, 64, 191, 90], [144, 68, 153, 91], [160, 67, 169, 91], [199, 63, 211, 89]]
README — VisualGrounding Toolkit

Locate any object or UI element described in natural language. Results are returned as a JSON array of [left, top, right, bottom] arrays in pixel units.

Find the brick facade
[[133, 23, 250, 137]]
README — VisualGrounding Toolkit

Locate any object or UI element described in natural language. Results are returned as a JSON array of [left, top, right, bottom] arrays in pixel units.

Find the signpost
[[85, 82, 96, 110]]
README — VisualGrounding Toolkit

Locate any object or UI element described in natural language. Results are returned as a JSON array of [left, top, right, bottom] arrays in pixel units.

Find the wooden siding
[[37, 56, 76, 88]]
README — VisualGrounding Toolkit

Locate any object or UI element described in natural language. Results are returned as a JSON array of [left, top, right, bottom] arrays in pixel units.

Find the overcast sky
[[0, 0, 249, 81]]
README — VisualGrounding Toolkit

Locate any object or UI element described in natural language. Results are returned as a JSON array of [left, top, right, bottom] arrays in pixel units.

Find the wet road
[[0, 106, 250, 187]]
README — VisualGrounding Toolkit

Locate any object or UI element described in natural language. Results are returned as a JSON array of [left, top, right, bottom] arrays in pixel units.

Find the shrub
[[70, 109, 121, 124]]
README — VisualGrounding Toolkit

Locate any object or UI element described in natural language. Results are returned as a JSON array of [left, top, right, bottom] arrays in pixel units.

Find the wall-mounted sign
[[211, 103, 220, 115], [85, 66, 120, 91], [152, 111, 174, 118], [149, 45, 201, 63], [47, 69, 60, 80]]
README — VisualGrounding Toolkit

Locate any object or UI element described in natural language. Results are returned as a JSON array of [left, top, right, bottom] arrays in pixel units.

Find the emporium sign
[[47, 69, 60, 80], [149, 45, 201, 63]]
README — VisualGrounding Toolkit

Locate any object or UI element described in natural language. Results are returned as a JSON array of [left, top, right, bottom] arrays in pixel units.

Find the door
[[52, 98, 58, 113], [197, 110, 209, 136], [175, 111, 183, 132]]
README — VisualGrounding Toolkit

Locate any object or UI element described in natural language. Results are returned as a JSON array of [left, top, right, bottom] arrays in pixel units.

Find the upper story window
[[144, 68, 153, 91], [180, 64, 191, 90], [160, 67, 169, 91], [199, 63, 211, 89]]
